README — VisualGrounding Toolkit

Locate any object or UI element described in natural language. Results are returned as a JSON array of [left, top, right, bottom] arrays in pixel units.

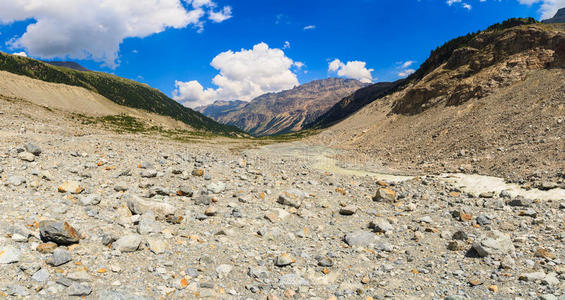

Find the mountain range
[[196, 78, 367, 136]]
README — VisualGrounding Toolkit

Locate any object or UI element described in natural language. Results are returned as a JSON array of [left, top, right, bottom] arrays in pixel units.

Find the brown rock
[[535, 248, 556, 260], [373, 188, 397, 202], [36, 242, 58, 254]]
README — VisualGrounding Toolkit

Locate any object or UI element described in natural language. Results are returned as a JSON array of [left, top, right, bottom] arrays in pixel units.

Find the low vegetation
[[0, 52, 240, 134]]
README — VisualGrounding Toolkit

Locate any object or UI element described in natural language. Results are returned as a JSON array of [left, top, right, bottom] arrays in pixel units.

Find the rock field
[[1, 98, 565, 300]]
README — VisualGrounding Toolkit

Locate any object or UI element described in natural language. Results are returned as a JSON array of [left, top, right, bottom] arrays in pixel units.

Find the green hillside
[[0, 52, 241, 134]]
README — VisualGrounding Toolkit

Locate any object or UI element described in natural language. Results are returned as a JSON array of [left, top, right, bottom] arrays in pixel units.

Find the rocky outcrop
[[392, 25, 565, 115]]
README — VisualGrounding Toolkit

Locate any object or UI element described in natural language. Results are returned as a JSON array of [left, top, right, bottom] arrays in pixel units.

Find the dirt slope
[[311, 23, 565, 183], [0, 71, 196, 131]]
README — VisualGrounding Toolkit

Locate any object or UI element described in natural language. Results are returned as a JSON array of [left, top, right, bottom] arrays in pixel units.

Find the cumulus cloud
[[328, 59, 374, 83], [173, 42, 300, 108], [517, 0, 565, 19], [0, 0, 231, 68], [12, 52, 27, 57], [303, 25, 316, 30], [463, 3, 472, 10], [283, 41, 291, 49]]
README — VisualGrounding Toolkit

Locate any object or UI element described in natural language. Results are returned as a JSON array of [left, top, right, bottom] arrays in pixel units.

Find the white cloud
[[0, 0, 231, 68], [397, 60, 417, 78], [398, 69, 415, 77], [517, 0, 565, 19], [401, 60, 415, 68], [293, 61, 304, 69], [446, 0, 462, 5], [463, 3, 472, 10], [173, 42, 300, 108], [303, 25, 316, 30], [283, 41, 291, 49], [12, 51, 27, 57], [328, 59, 374, 83], [209, 6, 232, 23]]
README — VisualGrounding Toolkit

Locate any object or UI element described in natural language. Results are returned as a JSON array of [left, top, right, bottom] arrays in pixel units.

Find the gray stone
[[68, 283, 92, 296], [79, 194, 101, 206], [277, 189, 305, 208], [18, 151, 35, 162], [472, 230, 514, 257], [0, 246, 21, 264], [369, 218, 394, 233], [6, 176, 25, 186], [344, 230, 375, 247], [47, 248, 72, 266], [215, 264, 233, 278], [31, 268, 50, 282], [207, 182, 226, 194], [278, 274, 309, 288], [127, 194, 176, 220], [113, 234, 142, 252], [25, 143, 42, 156], [140, 169, 157, 178]]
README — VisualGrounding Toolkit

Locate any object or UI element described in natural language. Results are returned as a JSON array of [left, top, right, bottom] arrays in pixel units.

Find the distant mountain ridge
[[195, 100, 247, 120], [197, 78, 367, 136], [543, 8, 565, 24]]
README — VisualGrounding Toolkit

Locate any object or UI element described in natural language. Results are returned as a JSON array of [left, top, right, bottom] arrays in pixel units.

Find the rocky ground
[[1, 97, 565, 300]]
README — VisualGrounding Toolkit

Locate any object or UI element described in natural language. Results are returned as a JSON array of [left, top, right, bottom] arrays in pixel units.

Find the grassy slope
[[0, 52, 241, 134]]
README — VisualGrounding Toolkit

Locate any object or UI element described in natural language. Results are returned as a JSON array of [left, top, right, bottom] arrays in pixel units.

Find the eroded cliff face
[[392, 25, 565, 115]]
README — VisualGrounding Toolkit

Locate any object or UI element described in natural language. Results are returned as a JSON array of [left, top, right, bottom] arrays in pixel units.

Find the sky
[[0, 0, 563, 108]]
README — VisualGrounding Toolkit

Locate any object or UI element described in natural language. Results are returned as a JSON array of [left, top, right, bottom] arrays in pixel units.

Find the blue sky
[[0, 0, 561, 107]]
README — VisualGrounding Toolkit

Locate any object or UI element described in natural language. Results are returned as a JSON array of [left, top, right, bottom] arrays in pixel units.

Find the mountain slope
[[45, 61, 90, 72], [543, 7, 565, 24], [0, 52, 240, 134], [200, 78, 367, 136], [194, 100, 247, 120], [306, 81, 398, 128], [308, 18, 546, 129], [310, 20, 565, 181]]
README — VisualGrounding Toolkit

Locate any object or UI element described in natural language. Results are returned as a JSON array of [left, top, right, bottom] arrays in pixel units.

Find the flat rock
[[127, 194, 176, 220], [113, 234, 142, 252], [344, 230, 375, 247], [472, 230, 515, 257], [0, 246, 21, 264], [47, 248, 72, 266], [277, 189, 305, 208]]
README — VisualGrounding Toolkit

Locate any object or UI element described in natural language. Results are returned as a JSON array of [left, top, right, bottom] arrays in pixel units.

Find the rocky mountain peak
[[543, 7, 565, 23]]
